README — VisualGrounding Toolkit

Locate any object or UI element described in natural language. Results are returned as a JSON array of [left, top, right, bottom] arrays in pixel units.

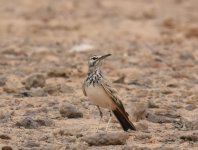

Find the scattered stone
[[3, 75, 23, 93], [47, 67, 70, 78], [146, 113, 174, 123], [180, 133, 198, 142], [60, 102, 83, 118], [0, 134, 11, 140], [15, 117, 39, 129], [23, 74, 46, 90], [15, 117, 54, 129], [2, 146, 13, 150], [82, 132, 129, 146], [185, 104, 196, 111]]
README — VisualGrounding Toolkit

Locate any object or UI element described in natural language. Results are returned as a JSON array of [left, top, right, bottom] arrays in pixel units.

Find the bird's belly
[[86, 85, 113, 109]]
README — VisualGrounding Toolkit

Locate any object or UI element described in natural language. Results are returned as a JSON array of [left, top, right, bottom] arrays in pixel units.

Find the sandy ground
[[0, 0, 198, 149]]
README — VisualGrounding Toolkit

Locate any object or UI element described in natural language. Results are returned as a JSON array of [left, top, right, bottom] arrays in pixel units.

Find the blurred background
[[0, 0, 197, 73], [0, 0, 197, 149]]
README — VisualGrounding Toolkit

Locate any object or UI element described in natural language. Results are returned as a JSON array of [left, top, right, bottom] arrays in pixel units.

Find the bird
[[82, 54, 136, 132]]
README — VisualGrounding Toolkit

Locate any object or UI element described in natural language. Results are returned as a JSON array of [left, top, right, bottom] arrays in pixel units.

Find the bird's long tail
[[113, 108, 136, 131]]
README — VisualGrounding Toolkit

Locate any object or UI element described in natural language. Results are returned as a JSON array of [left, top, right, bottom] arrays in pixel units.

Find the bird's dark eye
[[92, 57, 97, 60]]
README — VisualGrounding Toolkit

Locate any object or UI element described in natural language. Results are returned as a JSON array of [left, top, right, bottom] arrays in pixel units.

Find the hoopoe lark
[[82, 54, 136, 132]]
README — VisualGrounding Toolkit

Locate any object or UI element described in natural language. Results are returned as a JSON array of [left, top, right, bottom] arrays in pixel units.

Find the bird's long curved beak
[[99, 54, 111, 61]]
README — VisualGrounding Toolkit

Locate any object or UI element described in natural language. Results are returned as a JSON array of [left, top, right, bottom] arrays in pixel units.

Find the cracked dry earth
[[0, 0, 198, 149]]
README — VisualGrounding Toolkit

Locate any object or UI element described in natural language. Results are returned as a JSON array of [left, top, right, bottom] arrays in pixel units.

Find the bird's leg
[[105, 111, 112, 132], [96, 106, 103, 133]]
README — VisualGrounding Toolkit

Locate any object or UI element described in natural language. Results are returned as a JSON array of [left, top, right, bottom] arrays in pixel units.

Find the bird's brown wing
[[100, 79, 128, 116], [101, 79, 136, 131], [82, 81, 87, 96]]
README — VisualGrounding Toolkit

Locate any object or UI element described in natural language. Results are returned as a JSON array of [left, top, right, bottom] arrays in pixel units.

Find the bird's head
[[88, 54, 111, 69]]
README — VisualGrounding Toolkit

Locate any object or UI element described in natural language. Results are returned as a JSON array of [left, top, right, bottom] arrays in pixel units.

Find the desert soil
[[0, 0, 198, 149]]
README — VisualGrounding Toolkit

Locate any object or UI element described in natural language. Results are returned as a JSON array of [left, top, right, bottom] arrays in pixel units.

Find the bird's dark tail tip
[[113, 108, 136, 131]]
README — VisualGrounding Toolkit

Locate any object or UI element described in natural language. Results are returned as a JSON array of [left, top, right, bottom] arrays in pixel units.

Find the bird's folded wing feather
[[100, 79, 129, 116]]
